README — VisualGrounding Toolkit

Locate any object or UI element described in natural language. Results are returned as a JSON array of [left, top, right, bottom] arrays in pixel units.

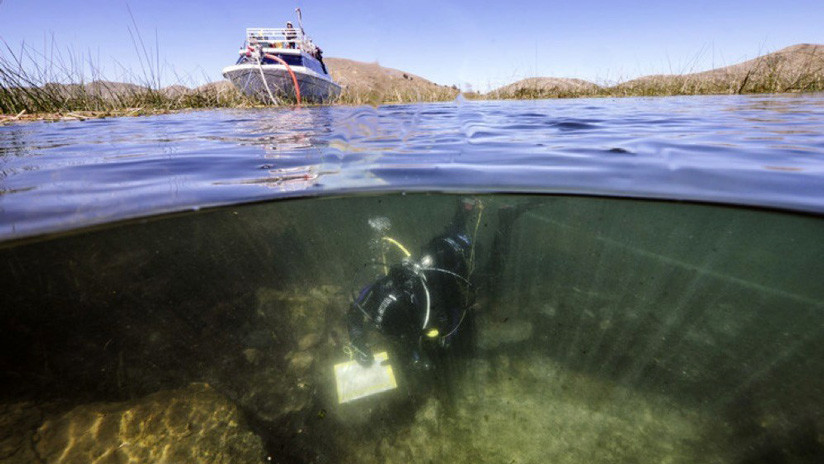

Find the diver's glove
[[355, 349, 374, 367], [350, 339, 374, 367], [411, 350, 433, 371]]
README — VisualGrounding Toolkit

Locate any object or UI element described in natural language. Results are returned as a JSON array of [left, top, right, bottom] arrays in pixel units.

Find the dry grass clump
[[1, 77, 255, 122], [337, 84, 458, 106], [0, 79, 256, 123], [0, 40, 257, 121]]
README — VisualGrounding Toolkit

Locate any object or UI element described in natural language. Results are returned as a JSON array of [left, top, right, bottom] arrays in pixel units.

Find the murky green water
[[2, 193, 822, 463]]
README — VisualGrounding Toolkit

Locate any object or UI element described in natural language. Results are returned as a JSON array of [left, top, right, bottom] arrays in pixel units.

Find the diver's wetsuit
[[347, 202, 475, 368]]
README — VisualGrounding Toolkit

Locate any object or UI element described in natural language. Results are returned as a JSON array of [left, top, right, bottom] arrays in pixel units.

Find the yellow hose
[[380, 236, 411, 275], [381, 237, 412, 257]]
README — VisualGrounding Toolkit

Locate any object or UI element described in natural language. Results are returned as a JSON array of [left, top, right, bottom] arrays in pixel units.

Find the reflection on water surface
[[2, 94, 824, 241]]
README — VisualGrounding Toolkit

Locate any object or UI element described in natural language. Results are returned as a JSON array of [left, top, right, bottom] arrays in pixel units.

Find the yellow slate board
[[334, 351, 397, 404]]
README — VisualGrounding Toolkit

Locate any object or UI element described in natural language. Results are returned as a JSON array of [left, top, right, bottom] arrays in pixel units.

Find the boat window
[[301, 56, 326, 75], [262, 54, 303, 67]]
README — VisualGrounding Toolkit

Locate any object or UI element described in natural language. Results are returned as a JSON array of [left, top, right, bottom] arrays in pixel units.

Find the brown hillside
[[195, 80, 235, 94], [612, 44, 824, 95], [160, 84, 190, 99], [324, 57, 458, 104], [488, 77, 601, 99]]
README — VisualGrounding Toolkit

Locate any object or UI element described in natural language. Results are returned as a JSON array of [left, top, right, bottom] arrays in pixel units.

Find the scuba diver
[[346, 199, 481, 372]]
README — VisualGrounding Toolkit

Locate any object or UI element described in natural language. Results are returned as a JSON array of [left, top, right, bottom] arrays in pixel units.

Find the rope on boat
[[264, 53, 302, 106], [256, 59, 278, 105], [250, 45, 278, 105]]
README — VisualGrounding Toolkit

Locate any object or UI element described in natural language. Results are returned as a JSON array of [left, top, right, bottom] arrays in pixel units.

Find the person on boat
[[285, 22, 297, 49], [315, 46, 328, 74], [346, 199, 479, 372]]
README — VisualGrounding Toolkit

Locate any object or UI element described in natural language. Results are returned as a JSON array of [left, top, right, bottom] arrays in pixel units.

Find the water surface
[[2, 94, 824, 241]]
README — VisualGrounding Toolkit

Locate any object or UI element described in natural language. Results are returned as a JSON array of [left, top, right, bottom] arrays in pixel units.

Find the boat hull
[[222, 64, 341, 103]]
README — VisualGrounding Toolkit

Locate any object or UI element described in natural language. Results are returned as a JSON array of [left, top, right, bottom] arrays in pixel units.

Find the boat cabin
[[236, 28, 329, 75]]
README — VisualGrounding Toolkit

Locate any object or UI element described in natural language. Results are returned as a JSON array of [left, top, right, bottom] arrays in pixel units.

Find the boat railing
[[244, 28, 317, 54]]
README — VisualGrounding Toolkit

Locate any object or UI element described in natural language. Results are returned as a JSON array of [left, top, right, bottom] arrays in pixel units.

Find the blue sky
[[1, 0, 822, 91]]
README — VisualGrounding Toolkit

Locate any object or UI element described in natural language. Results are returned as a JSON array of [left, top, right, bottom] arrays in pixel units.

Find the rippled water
[[2, 94, 824, 241]]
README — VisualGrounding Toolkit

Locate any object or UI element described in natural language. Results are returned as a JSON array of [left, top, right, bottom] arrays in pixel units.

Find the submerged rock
[[32, 384, 264, 464], [286, 351, 315, 371], [232, 286, 347, 424], [243, 348, 262, 365], [476, 317, 534, 350], [335, 354, 730, 463], [449, 355, 729, 463], [358, 398, 445, 464], [298, 333, 322, 351]]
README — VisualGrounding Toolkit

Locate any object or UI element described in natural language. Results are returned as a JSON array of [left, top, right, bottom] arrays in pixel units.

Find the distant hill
[[193, 80, 234, 94], [612, 44, 824, 95], [485, 44, 824, 98], [160, 84, 190, 99], [487, 77, 601, 99], [323, 57, 458, 104]]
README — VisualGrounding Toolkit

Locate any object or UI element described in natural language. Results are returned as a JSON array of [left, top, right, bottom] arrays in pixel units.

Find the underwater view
[[2, 95, 824, 463], [2, 193, 824, 463]]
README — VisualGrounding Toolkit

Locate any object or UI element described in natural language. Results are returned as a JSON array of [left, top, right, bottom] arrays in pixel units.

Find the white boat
[[222, 15, 341, 103]]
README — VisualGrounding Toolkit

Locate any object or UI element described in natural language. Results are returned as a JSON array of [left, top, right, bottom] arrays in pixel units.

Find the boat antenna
[[295, 7, 305, 35]]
